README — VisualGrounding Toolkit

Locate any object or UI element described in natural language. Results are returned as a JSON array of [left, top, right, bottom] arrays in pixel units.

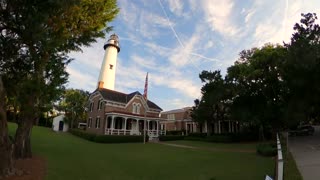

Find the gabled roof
[[161, 107, 192, 114], [92, 88, 162, 111]]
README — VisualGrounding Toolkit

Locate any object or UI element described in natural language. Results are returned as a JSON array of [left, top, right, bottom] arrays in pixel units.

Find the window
[[109, 64, 113, 69], [89, 102, 94, 112], [136, 104, 141, 114], [97, 100, 104, 110], [95, 117, 100, 128], [88, 117, 92, 128], [132, 103, 141, 114], [168, 114, 175, 120]]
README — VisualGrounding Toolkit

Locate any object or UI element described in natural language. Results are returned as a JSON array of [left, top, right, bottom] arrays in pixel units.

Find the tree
[[283, 13, 320, 125], [192, 70, 230, 136], [57, 89, 89, 129], [0, 0, 119, 174], [226, 44, 287, 139]]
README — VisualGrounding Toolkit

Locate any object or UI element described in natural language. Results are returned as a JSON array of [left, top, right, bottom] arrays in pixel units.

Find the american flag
[[143, 72, 148, 100]]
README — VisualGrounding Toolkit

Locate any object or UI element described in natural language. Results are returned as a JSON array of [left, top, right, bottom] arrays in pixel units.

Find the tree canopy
[[192, 13, 320, 137]]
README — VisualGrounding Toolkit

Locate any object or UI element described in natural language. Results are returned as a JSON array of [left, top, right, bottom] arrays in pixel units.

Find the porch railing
[[105, 128, 164, 136]]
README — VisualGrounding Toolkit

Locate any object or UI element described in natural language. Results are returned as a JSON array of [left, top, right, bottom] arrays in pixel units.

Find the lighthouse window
[[109, 64, 113, 69]]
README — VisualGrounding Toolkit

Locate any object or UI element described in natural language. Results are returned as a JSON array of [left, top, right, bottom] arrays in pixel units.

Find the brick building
[[86, 34, 164, 139]]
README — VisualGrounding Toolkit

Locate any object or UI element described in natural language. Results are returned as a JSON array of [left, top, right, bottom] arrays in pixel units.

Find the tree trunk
[[0, 76, 14, 177], [14, 121, 33, 159]]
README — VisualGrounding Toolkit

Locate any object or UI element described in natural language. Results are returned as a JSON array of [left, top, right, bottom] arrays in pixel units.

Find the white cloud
[[201, 0, 239, 37], [245, 9, 256, 23], [167, 0, 184, 16], [66, 66, 97, 91], [169, 33, 199, 67]]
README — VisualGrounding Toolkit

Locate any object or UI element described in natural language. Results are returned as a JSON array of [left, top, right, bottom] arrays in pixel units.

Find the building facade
[[86, 34, 164, 139]]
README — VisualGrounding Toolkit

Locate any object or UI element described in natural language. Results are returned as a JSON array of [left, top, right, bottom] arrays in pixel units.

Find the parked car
[[289, 125, 315, 136]]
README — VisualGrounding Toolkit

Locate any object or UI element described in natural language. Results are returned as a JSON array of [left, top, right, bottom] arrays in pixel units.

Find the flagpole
[[143, 73, 148, 144]]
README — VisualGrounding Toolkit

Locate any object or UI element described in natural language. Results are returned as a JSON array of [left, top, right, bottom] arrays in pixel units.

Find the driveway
[[289, 126, 320, 180]]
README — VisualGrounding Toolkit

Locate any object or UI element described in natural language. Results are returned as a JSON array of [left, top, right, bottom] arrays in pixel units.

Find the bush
[[69, 129, 144, 143], [187, 133, 207, 137], [159, 135, 185, 141], [184, 136, 205, 141], [94, 135, 143, 143], [205, 134, 234, 143], [256, 143, 277, 157], [166, 130, 184, 135]]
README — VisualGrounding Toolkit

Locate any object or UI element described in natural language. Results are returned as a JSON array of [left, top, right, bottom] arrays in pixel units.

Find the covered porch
[[104, 113, 165, 139]]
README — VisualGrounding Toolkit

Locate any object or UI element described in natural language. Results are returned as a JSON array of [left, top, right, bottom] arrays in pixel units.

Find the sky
[[66, 0, 320, 111]]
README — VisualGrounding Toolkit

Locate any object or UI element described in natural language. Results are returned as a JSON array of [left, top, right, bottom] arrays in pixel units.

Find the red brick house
[[86, 88, 164, 138]]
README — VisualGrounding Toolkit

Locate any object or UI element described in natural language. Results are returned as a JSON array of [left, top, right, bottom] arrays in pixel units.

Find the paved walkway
[[156, 142, 255, 153], [289, 126, 320, 180]]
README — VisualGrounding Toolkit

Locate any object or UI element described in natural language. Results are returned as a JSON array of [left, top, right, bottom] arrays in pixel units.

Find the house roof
[[93, 88, 162, 111], [161, 107, 192, 114]]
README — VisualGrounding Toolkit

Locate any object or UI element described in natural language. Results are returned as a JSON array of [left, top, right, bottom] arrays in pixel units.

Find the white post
[[123, 118, 127, 135], [105, 116, 108, 135], [164, 123, 167, 135], [185, 123, 188, 135], [205, 121, 208, 133], [218, 121, 221, 134], [111, 116, 114, 135], [156, 120, 159, 136]]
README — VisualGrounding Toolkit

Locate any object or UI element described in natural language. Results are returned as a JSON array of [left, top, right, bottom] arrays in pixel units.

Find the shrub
[[205, 134, 234, 143], [166, 130, 184, 135], [256, 143, 277, 157], [159, 135, 185, 141], [94, 135, 143, 143], [184, 136, 205, 141], [187, 133, 207, 137], [69, 129, 144, 143]]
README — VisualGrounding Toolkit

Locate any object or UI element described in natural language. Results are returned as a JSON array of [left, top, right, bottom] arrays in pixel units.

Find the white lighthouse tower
[[97, 34, 120, 90]]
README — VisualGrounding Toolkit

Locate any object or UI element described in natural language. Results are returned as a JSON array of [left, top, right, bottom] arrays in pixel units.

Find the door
[[59, 121, 64, 131]]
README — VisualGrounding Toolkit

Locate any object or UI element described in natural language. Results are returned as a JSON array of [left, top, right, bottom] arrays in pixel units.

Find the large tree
[[226, 44, 287, 134], [0, 0, 118, 175], [192, 70, 231, 136], [283, 13, 320, 125], [57, 89, 89, 129]]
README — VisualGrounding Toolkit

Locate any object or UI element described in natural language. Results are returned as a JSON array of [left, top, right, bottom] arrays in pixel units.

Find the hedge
[[166, 130, 185, 135], [184, 133, 260, 143], [69, 129, 146, 143], [256, 143, 277, 157], [159, 135, 185, 141]]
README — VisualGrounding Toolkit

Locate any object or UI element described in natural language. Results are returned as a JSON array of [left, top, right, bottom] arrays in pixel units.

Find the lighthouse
[[97, 34, 120, 90]]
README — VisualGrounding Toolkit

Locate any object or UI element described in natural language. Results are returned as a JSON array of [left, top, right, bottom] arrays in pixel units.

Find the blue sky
[[66, 0, 320, 111]]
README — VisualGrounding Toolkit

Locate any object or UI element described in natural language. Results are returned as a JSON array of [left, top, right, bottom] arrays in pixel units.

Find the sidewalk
[[289, 126, 320, 180]]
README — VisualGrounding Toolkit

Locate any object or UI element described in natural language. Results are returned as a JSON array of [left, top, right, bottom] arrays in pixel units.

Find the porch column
[[111, 116, 115, 135], [229, 120, 231, 133], [147, 120, 150, 132], [231, 121, 234, 133], [185, 123, 188, 135], [123, 117, 127, 135], [164, 123, 166, 135], [104, 116, 108, 135], [205, 121, 208, 133], [156, 120, 159, 136], [218, 121, 221, 134]]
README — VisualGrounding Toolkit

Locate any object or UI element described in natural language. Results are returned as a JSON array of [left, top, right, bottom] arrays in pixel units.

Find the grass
[[280, 136, 303, 180], [163, 140, 258, 151], [8, 123, 274, 180]]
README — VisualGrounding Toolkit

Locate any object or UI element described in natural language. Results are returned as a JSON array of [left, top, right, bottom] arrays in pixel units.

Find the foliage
[[165, 130, 185, 135], [192, 13, 320, 135], [159, 135, 185, 141], [69, 129, 145, 143], [0, 0, 119, 159], [256, 143, 277, 157], [57, 89, 89, 128]]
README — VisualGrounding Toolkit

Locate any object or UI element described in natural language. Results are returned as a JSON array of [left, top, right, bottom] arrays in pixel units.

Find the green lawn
[[163, 140, 258, 151], [8, 123, 274, 180]]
